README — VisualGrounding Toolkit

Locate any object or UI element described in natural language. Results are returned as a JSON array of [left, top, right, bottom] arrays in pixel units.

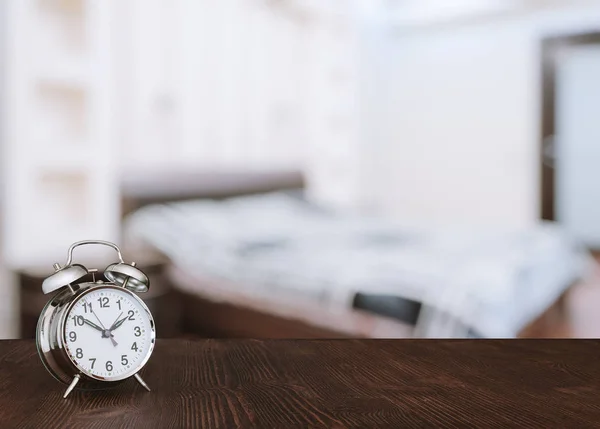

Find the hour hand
[[83, 318, 104, 333]]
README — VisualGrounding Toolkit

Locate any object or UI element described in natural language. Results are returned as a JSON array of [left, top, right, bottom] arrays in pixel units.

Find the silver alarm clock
[[36, 240, 156, 398]]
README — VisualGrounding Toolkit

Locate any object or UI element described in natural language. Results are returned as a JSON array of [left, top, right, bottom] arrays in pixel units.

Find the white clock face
[[63, 286, 155, 381]]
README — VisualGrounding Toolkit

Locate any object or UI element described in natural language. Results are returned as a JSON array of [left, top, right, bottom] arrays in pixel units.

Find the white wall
[[362, 2, 600, 228]]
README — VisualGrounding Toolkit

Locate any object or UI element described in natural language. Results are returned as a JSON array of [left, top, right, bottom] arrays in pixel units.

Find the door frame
[[540, 31, 600, 221]]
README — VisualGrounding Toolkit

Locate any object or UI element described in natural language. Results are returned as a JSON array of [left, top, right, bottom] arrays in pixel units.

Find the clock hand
[[82, 318, 119, 347], [110, 316, 129, 333], [90, 307, 108, 330], [106, 333, 118, 348], [90, 307, 118, 347], [108, 336, 118, 347], [82, 318, 104, 333], [108, 312, 123, 331]]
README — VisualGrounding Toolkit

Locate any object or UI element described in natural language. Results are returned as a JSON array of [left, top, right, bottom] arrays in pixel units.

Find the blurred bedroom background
[[2, 0, 600, 340]]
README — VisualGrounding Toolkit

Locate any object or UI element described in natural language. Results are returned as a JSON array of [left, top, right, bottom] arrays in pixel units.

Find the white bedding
[[123, 192, 594, 338]]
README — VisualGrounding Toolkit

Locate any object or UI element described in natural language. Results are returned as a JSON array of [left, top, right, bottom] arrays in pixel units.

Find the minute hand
[[109, 316, 129, 332]]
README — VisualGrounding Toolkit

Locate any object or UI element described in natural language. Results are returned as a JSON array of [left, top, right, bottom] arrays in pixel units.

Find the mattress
[[123, 192, 593, 338]]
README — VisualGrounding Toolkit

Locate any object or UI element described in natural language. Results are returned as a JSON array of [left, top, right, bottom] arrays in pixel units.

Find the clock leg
[[63, 374, 81, 399], [134, 373, 151, 392]]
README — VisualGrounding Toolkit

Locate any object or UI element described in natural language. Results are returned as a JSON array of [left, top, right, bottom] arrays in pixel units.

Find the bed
[[120, 169, 593, 338]]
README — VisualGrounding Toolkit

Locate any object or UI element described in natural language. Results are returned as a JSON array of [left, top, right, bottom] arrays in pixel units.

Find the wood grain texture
[[1, 340, 600, 428]]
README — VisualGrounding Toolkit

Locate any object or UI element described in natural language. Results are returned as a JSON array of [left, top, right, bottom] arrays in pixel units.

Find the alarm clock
[[36, 240, 156, 398]]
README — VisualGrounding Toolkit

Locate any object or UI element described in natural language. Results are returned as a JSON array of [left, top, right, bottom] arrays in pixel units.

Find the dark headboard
[[120, 169, 305, 217]]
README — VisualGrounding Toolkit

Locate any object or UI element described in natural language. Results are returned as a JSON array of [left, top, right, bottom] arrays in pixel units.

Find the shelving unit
[[2, 0, 119, 268]]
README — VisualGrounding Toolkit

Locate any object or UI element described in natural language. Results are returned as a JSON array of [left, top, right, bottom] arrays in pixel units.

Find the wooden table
[[1, 339, 600, 428]]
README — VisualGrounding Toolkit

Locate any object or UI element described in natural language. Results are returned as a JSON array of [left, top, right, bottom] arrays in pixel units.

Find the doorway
[[541, 32, 600, 248]]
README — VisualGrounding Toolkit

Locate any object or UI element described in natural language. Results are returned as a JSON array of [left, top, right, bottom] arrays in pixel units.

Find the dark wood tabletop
[[1, 339, 600, 428]]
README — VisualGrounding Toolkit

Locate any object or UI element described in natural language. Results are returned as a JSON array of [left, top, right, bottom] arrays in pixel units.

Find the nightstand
[[18, 260, 183, 339]]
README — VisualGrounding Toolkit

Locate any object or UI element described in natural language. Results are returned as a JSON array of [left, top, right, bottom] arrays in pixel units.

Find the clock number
[[83, 302, 92, 313], [106, 361, 113, 372], [69, 331, 77, 342], [97, 297, 110, 308], [117, 300, 122, 310], [121, 355, 129, 366], [127, 310, 135, 321], [76, 348, 83, 359], [72, 316, 84, 326], [131, 342, 138, 352], [134, 326, 141, 337], [89, 358, 96, 369]]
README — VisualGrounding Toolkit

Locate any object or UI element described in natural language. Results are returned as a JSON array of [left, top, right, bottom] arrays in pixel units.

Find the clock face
[[63, 286, 155, 381]]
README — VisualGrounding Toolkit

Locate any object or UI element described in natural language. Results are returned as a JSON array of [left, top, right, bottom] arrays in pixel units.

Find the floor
[[553, 255, 600, 338]]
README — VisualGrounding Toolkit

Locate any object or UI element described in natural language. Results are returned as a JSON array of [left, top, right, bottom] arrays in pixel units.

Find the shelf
[[13, 170, 91, 259], [35, 0, 86, 66], [39, 0, 84, 13], [35, 81, 87, 146], [36, 60, 90, 89], [36, 170, 89, 225], [27, 148, 96, 172]]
